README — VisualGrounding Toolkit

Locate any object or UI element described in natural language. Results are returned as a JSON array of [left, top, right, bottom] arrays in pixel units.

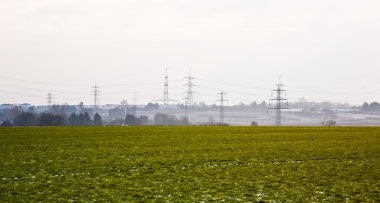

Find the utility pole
[[164, 69, 169, 106], [134, 91, 138, 116], [268, 77, 288, 126], [91, 82, 100, 113], [217, 91, 228, 125], [184, 68, 195, 117], [47, 92, 52, 111], [47, 92, 52, 107], [134, 91, 137, 107]]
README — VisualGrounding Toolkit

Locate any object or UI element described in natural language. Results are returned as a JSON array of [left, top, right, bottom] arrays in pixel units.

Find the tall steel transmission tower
[[184, 68, 195, 117], [91, 82, 100, 113], [268, 78, 289, 126], [217, 91, 228, 125], [154, 70, 176, 106], [164, 69, 169, 106]]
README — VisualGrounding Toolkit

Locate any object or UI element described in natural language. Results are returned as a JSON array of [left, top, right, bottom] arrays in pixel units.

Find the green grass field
[[0, 127, 379, 202]]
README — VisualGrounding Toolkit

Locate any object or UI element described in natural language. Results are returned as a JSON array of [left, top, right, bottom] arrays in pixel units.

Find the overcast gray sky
[[1, 0, 379, 105]]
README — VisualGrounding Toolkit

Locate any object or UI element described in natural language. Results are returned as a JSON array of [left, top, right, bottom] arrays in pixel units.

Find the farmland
[[0, 127, 379, 202]]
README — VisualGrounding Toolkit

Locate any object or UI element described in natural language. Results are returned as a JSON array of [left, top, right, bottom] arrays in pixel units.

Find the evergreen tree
[[14, 112, 36, 126], [125, 114, 140, 126], [93, 113, 103, 126], [78, 113, 85, 126], [69, 113, 78, 126], [138, 116, 149, 125], [83, 112, 92, 126], [2, 120, 12, 127], [38, 113, 65, 126]]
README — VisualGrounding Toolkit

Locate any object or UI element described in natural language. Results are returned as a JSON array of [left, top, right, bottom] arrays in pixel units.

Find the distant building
[[20, 103, 31, 111], [0, 104, 13, 110]]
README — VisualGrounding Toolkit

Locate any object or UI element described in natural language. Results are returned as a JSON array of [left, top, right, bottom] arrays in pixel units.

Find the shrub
[[1, 120, 12, 127], [251, 121, 258, 126], [322, 119, 337, 126]]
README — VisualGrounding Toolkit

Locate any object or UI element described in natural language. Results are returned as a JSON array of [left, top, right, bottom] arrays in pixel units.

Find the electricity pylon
[[268, 78, 289, 126], [217, 91, 228, 125], [184, 68, 195, 117], [91, 82, 100, 113]]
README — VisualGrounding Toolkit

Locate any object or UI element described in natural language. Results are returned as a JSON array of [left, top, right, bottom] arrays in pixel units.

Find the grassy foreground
[[0, 127, 379, 202]]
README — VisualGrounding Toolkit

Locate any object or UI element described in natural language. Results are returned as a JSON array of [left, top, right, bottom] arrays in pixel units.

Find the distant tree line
[[1, 109, 193, 127], [68, 112, 103, 126], [362, 102, 380, 112], [109, 114, 190, 126], [153, 113, 190, 126], [1, 111, 103, 127], [125, 114, 149, 126]]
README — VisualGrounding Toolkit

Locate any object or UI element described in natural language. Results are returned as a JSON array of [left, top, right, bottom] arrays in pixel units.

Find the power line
[[101, 81, 162, 88], [0, 75, 88, 87], [217, 91, 228, 125], [3, 73, 380, 96], [0, 83, 88, 94], [267, 77, 289, 126], [0, 75, 163, 88], [0, 89, 86, 103], [2, 73, 380, 106], [197, 78, 268, 90], [196, 85, 268, 97], [197, 77, 380, 96]]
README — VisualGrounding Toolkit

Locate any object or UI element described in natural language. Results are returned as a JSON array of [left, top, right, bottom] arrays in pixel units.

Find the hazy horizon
[[1, 1, 379, 106]]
